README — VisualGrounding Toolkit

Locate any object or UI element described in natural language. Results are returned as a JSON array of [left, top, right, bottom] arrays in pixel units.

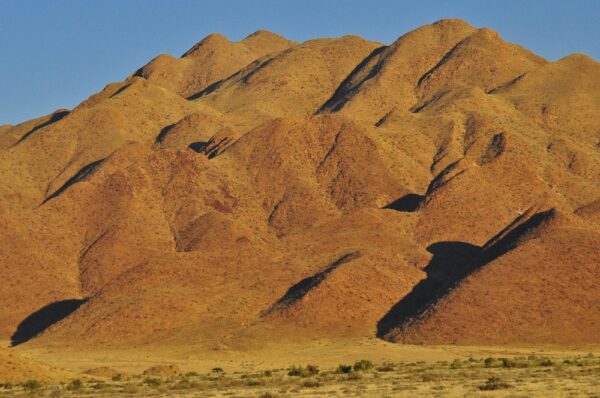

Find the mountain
[[0, 19, 598, 349]]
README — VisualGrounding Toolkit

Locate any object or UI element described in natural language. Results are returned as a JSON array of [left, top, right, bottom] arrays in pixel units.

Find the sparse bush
[[49, 389, 61, 398], [421, 373, 439, 382], [262, 370, 273, 377], [143, 364, 181, 377], [336, 364, 352, 374], [287, 365, 319, 377], [143, 377, 162, 387], [66, 379, 83, 390], [122, 383, 138, 394], [0, 383, 13, 389], [287, 366, 302, 376], [245, 378, 263, 386], [171, 378, 200, 390], [450, 359, 462, 369], [347, 372, 362, 381], [479, 376, 511, 391], [539, 359, 554, 367], [259, 393, 278, 398], [302, 379, 321, 388], [211, 367, 224, 374], [483, 357, 496, 367], [22, 380, 41, 391], [500, 358, 516, 368], [376, 363, 395, 372], [185, 371, 200, 377], [92, 382, 107, 390], [111, 373, 123, 381], [353, 359, 373, 372]]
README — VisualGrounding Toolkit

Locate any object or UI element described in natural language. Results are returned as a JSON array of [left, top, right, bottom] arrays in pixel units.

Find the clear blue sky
[[1, 0, 599, 125]]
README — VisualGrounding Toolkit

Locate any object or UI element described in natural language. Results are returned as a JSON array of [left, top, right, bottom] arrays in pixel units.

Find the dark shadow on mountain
[[188, 141, 209, 152], [187, 79, 223, 100], [384, 193, 424, 212], [261, 252, 361, 317], [187, 56, 277, 101], [376, 208, 556, 338], [41, 158, 106, 205], [417, 40, 463, 87], [15, 110, 69, 145], [478, 208, 555, 264], [318, 46, 387, 113], [155, 123, 175, 143], [11, 299, 87, 346], [108, 82, 135, 98], [410, 90, 449, 113], [376, 241, 480, 337], [188, 136, 231, 159]]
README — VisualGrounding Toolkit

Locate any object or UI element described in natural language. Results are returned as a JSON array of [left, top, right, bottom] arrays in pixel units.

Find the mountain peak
[[431, 18, 473, 29], [182, 33, 231, 57], [244, 29, 284, 40]]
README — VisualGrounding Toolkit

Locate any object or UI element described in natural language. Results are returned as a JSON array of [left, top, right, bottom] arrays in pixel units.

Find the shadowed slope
[[319, 19, 477, 123], [11, 299, 87, 346], [383, 208, 600, 344], [194, 35, 381, 129], [133, 31, 295, 98], [262, 252, 362, 316]]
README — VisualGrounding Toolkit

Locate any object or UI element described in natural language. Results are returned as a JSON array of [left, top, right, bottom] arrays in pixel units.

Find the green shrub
[[122, 383, 138, 394], [450, 359, 461, 369], [66, 379, 83, 390], [92, 382, 107, 390], [22, 380, 41, 391], [143, 377, 162, 387], [376, 363, 395, 372], [245, 378, 263, 386], [287, 365, 319, 377], [49, 389, 61, 398], [421, 373, 439, 382], [171, 378, 200, 390], [336, 364, 352, 374], [479, 376, 511, 391], [287, 366, 302, 376], [302, 379, 321, 388], [500, 358, 516, 368], [353, 360, 373, 372]]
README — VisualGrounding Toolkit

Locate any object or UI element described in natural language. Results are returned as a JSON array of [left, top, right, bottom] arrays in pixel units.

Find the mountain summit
[[1, 19, 599, 349]]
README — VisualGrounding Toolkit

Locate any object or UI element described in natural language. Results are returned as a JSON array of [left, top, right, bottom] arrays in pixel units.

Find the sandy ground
[[6, 338, 599, 375]]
